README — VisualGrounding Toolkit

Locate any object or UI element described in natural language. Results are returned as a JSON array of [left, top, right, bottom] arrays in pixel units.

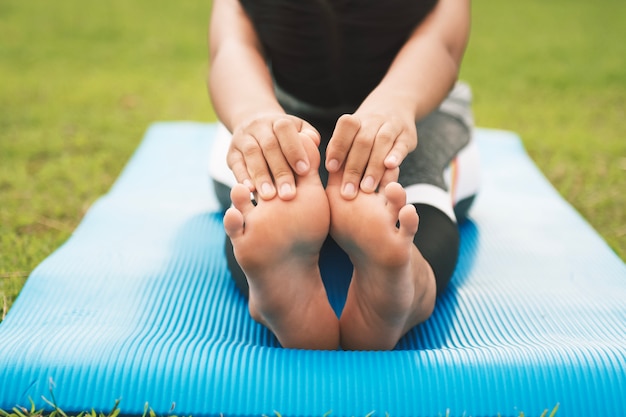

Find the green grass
[[0, 396, 559, 417], [461, 0, 626, 258], [0, 0, 213, 314], [0, 398, 175, 417], [0, 4, 621, 415]]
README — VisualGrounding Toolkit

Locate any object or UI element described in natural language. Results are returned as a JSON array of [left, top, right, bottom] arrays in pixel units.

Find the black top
[[240, 0, 438, 107]]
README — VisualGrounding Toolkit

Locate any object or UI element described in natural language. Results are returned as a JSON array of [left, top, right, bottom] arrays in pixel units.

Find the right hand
[[227, 113, 321, 200]]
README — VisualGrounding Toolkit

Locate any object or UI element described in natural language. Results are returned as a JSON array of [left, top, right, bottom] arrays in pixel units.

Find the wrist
[[357, 90, 417, 123], [228, 104, 286, 133]]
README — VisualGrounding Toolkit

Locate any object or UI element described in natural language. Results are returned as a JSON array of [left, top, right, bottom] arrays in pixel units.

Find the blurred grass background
[[1, 0, 625, 317]]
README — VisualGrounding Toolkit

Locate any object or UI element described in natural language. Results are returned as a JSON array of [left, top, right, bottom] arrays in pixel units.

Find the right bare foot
[[223, 138, 339, 349], [326, 172, 436, 350]]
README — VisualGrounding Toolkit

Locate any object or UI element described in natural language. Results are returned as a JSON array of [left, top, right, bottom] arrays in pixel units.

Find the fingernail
[[279, 183, 293, 197], [243, 179, 254, 190], [261, 182, 274, 196], [342, 182, 356, 198], [361, 176, 375, 191], [296, 160, 309, 174], [328, 159, 339, 171]]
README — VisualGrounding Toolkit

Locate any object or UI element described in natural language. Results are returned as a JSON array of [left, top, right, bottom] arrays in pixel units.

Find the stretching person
[[208, 0, 479, 350]]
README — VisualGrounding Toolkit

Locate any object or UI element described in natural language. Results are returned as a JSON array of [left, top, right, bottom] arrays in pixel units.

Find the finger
[[238, 133, 277, 200], [273, 118, 310, 176], [384, 129, 417, 169], [379, 167, 400, 190], [340, 125, 378, 199], [226, 147, 255, 191], [298, 133, 322, 174], [360, 122, 399, 193], [257, 131, 297, 201], [297, 118, 321, 146], [325, 114, 360, 173]]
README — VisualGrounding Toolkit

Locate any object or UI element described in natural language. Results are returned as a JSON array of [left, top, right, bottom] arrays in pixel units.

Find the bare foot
[[326, 173, 437, 350], [223, 139, 339, 350]]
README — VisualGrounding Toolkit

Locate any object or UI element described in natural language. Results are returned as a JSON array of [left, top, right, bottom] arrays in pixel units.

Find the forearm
[[363, 37, 460, 121], [207, 0, 284, 132], [359, 0, 470, 121], [209, 45, 284, 131], [208, 0, 322, 199]]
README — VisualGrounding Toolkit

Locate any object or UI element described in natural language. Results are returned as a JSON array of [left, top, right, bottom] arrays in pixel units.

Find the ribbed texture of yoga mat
[[1, 122, 624, 417]]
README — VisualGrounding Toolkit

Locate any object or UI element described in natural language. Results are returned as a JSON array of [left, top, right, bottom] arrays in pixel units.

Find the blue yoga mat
[[1, 122, 625, 417]]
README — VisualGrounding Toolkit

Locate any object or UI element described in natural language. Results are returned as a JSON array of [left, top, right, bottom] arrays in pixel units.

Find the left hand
[[325, 110, 417, 199]]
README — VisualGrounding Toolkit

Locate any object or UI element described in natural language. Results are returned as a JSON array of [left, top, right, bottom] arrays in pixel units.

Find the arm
[[209, 0, 278, 130], [325, 0, 471, 198], [208, 0, 320, 200]]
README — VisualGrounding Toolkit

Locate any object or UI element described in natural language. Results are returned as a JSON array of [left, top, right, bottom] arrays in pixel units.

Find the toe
[[223, 207, 245, 239], [384, 182, 407, 214], [379, 167, 399, 190], [230, 183, 255, 215], [398, 204, 419, 238]]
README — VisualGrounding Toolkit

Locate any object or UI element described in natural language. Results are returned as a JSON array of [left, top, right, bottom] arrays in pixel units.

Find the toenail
[[361, 176, 375, 191], [342, 182, 356, 197]]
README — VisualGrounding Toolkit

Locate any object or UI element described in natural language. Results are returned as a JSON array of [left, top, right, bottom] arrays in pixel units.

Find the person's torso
[[239, 0, 438, 107]]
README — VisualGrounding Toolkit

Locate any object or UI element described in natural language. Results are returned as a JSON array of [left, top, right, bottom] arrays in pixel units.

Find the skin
[[224, 138, 339, 349], [209, 0, 470, 350]]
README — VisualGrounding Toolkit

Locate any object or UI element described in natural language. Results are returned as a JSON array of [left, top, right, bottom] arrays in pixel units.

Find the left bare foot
[[326, 172, 437, 350], [224, 138, 339, 350]]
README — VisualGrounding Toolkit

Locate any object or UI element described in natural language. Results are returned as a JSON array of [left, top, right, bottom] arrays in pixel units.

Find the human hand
[[325, 110, 417, 199], [227, 113, 321, 201]]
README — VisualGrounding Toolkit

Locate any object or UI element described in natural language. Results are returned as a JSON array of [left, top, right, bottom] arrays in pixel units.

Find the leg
[[223, 138, 339, 350], [326, 174, 437, 351], [413, 203, 460, 296], [400, 107, 479, 294], [326, 97, 479, 350]]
